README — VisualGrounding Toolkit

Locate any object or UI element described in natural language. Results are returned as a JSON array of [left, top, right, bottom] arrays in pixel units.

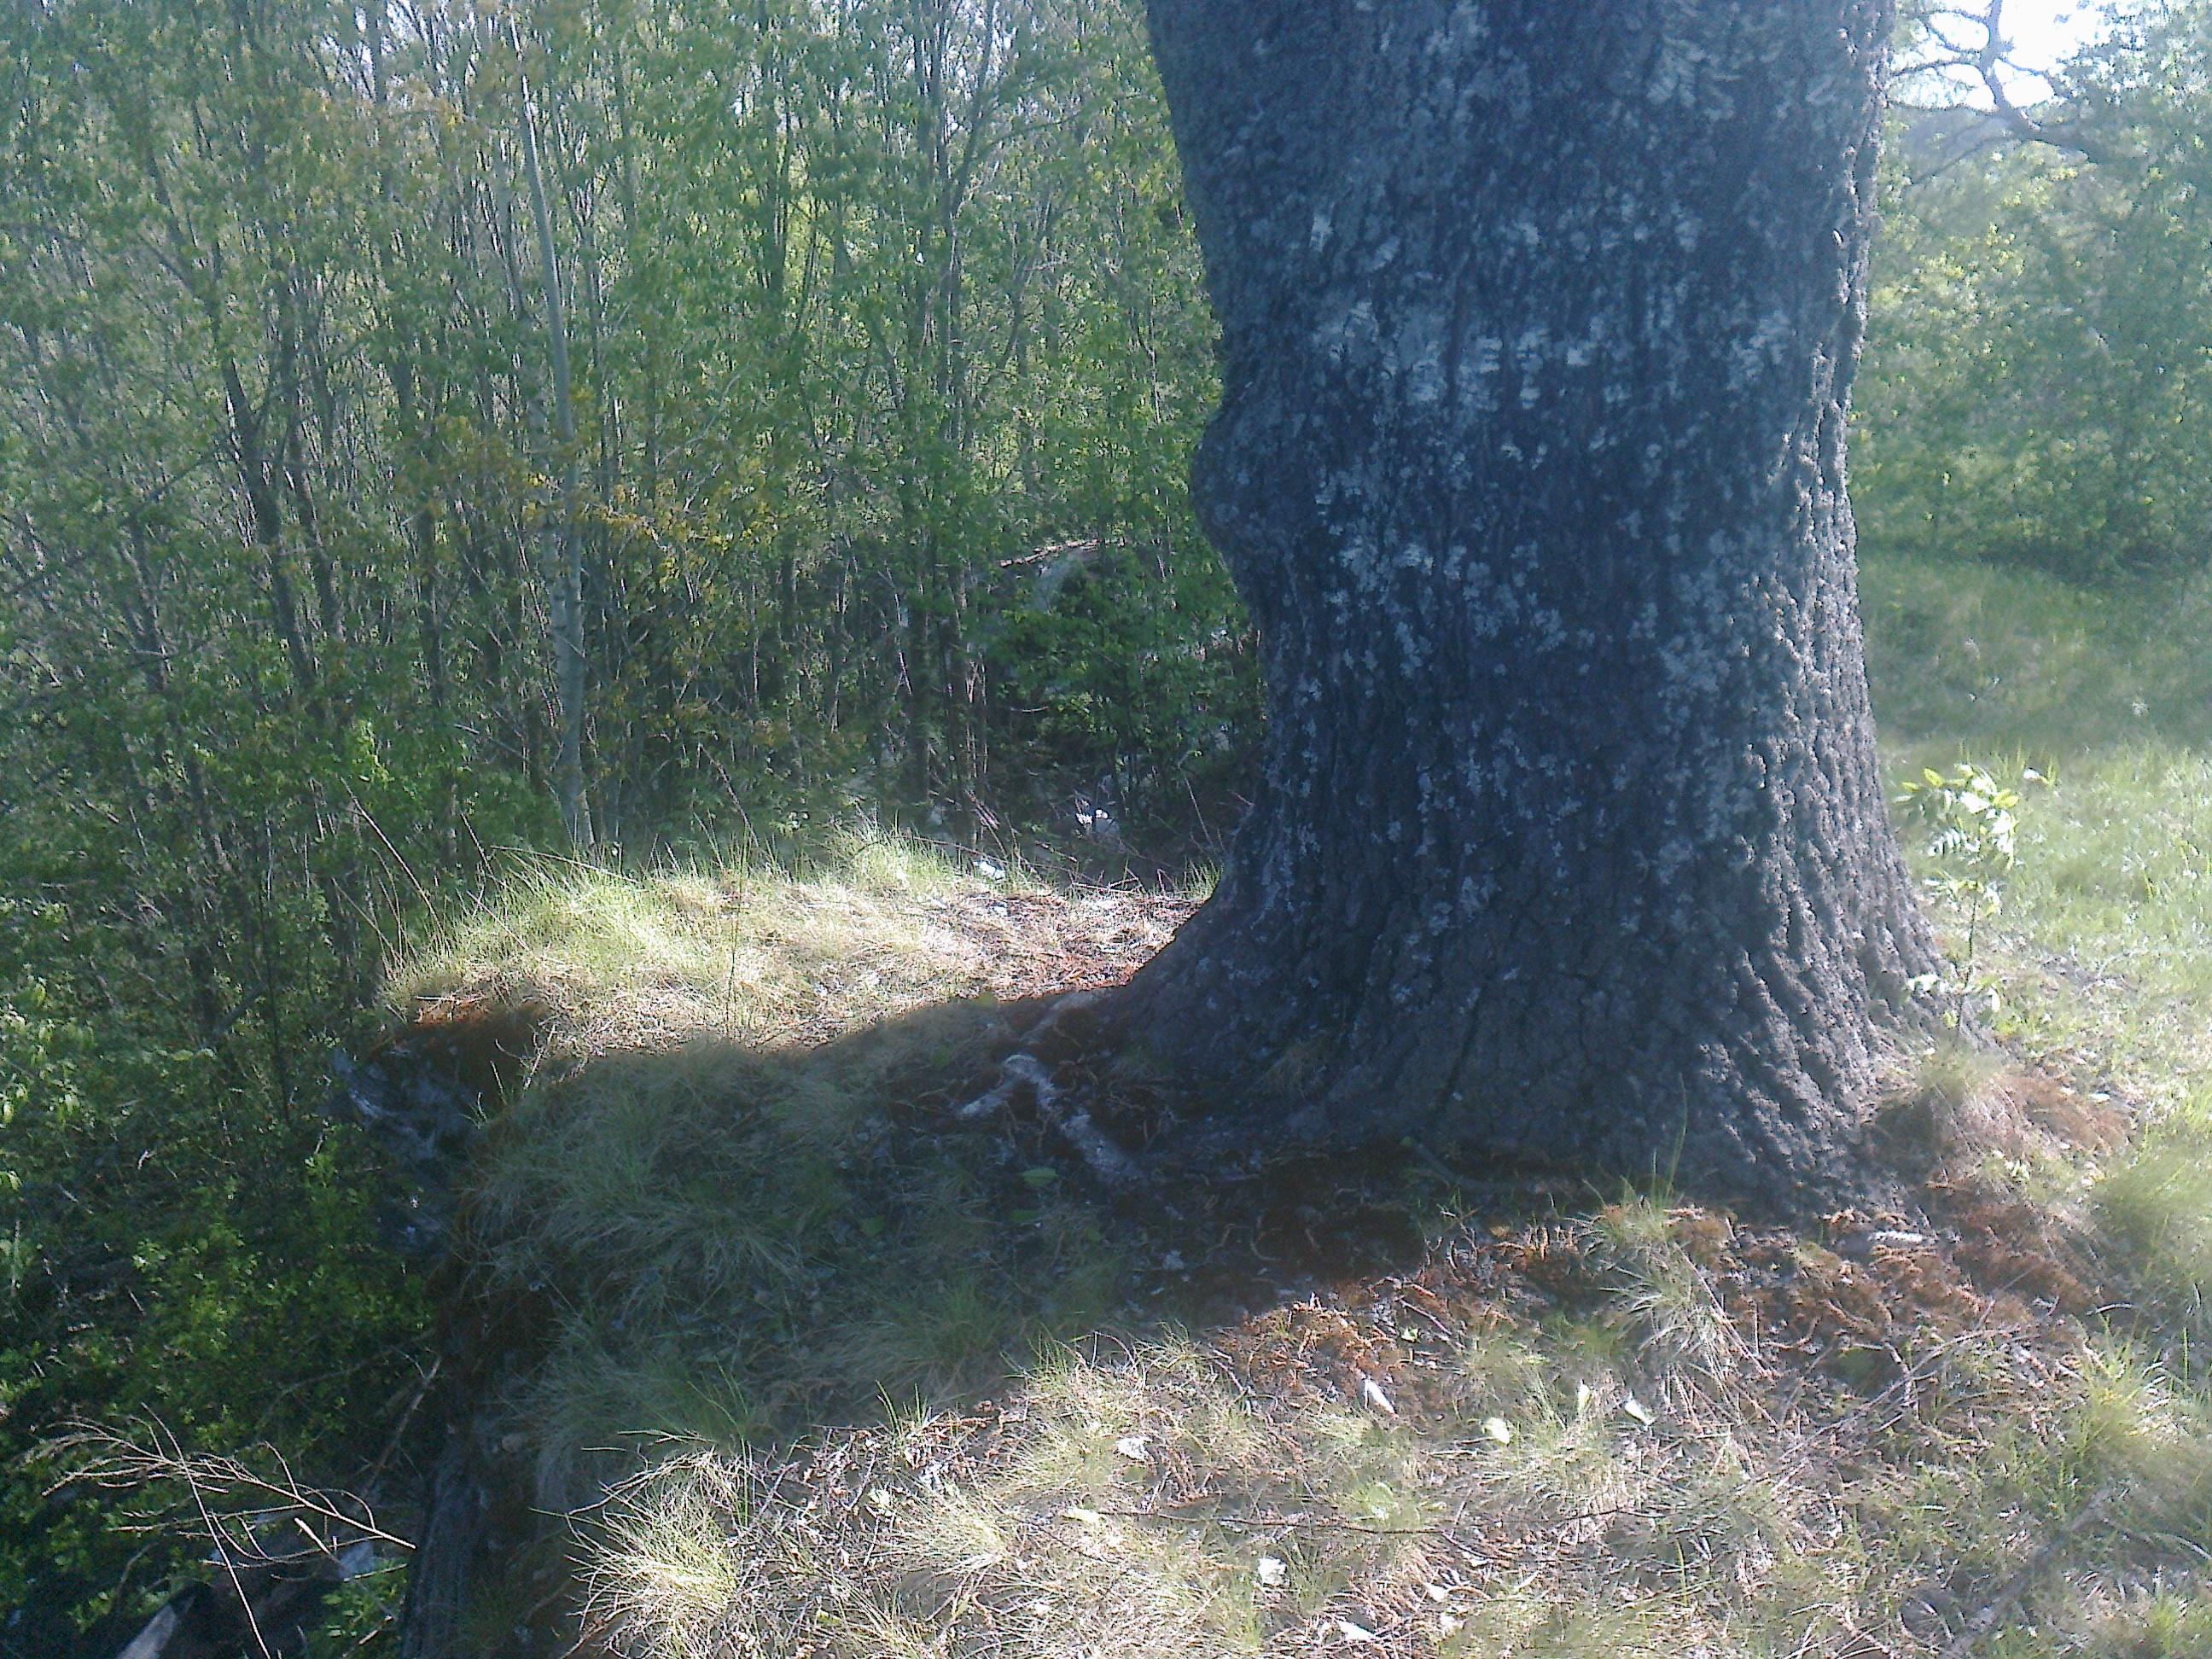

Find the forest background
[[2, 0, 2209, 1640]]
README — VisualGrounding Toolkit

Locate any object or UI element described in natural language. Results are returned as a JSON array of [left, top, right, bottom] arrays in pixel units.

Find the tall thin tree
[[510, 14, 593, 850]]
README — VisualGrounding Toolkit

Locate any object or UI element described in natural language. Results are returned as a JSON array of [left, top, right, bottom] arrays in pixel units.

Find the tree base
[[1105, 895, 1936, 1217]]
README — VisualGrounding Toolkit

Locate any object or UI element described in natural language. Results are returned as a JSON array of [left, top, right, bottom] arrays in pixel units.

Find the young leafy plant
[[1897, 762, 2025, 1028]]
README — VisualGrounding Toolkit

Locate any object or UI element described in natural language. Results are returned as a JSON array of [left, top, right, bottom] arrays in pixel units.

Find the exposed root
[[958, 1044, 1141, 1189], [956, 1051, 1056, 1122]]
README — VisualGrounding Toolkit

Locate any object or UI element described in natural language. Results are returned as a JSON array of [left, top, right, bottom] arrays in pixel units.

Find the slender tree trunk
[[1121, 0, 1936, 1205], [511, 20, 593, 852]]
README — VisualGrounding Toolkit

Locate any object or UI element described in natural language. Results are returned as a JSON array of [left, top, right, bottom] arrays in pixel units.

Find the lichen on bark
[[1119, 0, 1936, 1207]]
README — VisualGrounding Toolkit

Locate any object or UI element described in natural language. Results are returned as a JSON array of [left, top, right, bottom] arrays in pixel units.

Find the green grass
[[1862, 550, 2212, 1391], [1866, 548, 2212, 1392], [1866, 550, 2212, 1108], [2097, 1137, 2212, 1333], [389, 827, 995, 1051], [395, 550, 2212, 1656], [1861, 551, 2212, 765]]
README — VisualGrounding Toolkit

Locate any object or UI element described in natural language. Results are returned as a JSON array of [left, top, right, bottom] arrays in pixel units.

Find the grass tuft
[[1586, 1196, 1746, 1388], [589, 1452, 748, 1657]]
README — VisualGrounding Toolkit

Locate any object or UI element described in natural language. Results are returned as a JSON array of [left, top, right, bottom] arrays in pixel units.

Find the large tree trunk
[[1123, 0, 1936, 1206]]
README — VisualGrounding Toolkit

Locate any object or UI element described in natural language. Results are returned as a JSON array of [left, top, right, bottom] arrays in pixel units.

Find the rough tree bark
[[1121, 0, 1937, 1205]]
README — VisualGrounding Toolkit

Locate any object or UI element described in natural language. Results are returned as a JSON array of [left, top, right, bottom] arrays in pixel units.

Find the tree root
[[956, 992, 1139, 1190]]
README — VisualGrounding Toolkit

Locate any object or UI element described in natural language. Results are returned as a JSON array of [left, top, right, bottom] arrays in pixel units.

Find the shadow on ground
[[384, 984, 1465, 1650], [364, 963, 2153, 1659]]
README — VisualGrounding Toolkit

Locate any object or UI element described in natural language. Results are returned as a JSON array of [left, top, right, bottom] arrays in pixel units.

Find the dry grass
[[580, 1244, 2212, 1659], [555, 1121, 2212, 1659]]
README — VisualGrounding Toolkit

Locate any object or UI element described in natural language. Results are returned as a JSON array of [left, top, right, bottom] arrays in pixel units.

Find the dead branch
[[56, 1417, 413, 1562]]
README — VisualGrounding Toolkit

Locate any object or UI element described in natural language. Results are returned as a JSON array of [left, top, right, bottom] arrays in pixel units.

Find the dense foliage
[[1, 0, 2208, 1646], [0, 0, 1231, 1641], [1859, 2, 2212, 575]]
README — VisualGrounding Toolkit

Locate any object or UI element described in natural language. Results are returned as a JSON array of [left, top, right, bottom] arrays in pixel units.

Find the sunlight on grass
[[1864, 552, 2212, 1117], [1586, 1196, 1747, 1390], [2098, 1133, 2212, 1332], [1994, 751, 2212, 1109], [591, 1274, 2055, 1658], [590, 1340, 1462, 1659], [1861, 552, 2212, 765], [387, 827, 987, 1051]]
